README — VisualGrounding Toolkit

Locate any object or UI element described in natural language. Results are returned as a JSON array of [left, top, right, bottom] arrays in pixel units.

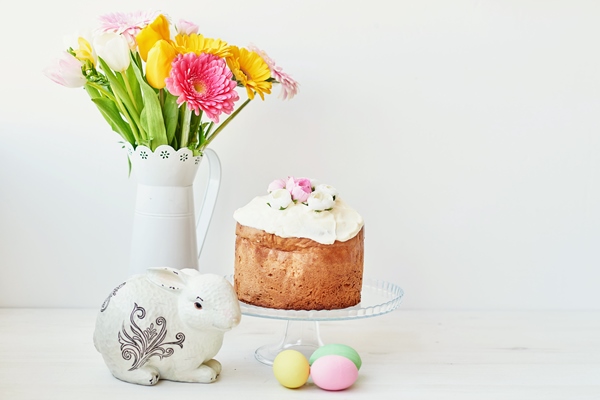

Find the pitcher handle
[[195, 148, 221, 260]]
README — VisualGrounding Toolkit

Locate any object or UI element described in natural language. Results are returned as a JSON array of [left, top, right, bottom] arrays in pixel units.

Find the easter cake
[[233, 177, 364, 310]]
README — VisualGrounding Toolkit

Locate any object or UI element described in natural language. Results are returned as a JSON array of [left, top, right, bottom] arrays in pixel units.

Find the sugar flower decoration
[[286, 177, 312, 203], [267, 178, 287, 193], [307, 191, 335, 212], [267, 189, 293, 210], [314, 184, 337, 199], [267, 177, 338, 212]]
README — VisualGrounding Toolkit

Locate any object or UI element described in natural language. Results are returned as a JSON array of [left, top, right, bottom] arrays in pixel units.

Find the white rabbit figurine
[[93, 267, 241, 385]]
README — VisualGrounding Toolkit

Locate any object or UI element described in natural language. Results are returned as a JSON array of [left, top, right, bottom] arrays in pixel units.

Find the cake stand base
[[255, 320, 324, 365], [225, 276, 404, 366]]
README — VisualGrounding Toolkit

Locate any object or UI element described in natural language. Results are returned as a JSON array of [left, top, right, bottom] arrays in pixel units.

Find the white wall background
[[1, 0, 599, 310]]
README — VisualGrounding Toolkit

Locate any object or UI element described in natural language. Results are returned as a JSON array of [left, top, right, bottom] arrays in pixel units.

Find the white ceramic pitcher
[[125, 143, 221, 276]]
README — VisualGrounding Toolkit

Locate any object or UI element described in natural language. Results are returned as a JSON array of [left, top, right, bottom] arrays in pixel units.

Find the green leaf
[[97, 58, 139, 126], [91, 97, 135, 144], [84, 84, 101, 99], [125, 59, 143, 114], [163, 91, 179, 146], [130, 61, 167, 150], [132, 51, 143, 70]]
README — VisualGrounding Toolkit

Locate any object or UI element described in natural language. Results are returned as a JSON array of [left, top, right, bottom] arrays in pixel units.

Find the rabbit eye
[[194, 302, 203, 310]]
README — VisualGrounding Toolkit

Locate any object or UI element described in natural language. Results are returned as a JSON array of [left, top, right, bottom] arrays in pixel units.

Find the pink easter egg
[[310, 354, 359, 391]]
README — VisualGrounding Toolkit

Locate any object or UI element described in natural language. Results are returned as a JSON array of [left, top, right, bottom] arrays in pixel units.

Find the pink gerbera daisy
[[98, 10, 161, 48], [248, 44, 299, 100], [165, 52, 240, 123]]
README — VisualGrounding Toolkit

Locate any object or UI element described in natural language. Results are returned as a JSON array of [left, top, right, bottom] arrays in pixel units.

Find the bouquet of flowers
[[44, 11, 298, 155]]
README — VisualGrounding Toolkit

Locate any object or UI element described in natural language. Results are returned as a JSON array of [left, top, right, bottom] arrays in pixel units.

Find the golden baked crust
[[234, 223, 364, 310]]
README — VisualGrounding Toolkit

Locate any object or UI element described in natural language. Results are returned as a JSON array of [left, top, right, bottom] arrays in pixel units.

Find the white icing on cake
[[233, 195, 364, 245]]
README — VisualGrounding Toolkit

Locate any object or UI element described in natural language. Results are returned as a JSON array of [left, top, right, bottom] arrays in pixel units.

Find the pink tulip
[[43, 51, 86, 88]]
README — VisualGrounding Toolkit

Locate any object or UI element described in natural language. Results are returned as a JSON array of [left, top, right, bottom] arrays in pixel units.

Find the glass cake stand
[[226, 276, 404, 365]]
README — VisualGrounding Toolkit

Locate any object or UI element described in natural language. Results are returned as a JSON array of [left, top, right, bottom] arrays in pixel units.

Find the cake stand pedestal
[[228, 277, 404, 365], [254, 320, 324, 365]]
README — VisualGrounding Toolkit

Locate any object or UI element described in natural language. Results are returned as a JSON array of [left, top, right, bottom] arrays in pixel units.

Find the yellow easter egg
[[272, 350, 310, 389]]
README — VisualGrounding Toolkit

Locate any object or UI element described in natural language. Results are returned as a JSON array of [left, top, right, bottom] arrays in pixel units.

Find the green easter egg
[[309, 344, 362, 370]]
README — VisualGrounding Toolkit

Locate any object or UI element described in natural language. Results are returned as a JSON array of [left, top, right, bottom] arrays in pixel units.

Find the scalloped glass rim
[[226, 276, 404, 321]]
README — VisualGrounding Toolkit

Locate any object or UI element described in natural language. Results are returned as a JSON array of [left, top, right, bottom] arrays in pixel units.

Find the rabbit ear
[[145, 267, 187, 292]]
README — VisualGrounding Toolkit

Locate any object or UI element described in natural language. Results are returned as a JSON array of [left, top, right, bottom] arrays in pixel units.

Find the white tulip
[[267, 189, 293, 210], [94, 32, 131, 72]]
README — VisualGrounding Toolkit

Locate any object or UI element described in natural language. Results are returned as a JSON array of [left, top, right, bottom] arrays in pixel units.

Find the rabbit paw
[[204, 359, 222, 376], [112, 366, 160, 386], [175, 364, 219, 383], [195, 364, 219, 383]]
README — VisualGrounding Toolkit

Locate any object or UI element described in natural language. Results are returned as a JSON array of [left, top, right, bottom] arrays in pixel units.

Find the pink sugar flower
[[248, 44, 298, 100], [286, 176, 312, 202], [267, 178, 286, 193], [165, 53, 240, 123], [98, 10, 160, 48]]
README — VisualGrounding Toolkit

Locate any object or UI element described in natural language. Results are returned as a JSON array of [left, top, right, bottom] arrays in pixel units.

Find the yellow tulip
[[146, 40, 178, 89], [136, 14, 172, 62]]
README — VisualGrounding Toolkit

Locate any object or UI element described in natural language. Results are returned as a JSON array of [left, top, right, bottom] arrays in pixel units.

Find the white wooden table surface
[[0, 309, 598, 399]]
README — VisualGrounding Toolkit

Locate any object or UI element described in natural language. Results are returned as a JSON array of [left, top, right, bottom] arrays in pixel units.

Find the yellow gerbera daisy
[[226, 46, 272, 100], [174, 33, 232, 59]]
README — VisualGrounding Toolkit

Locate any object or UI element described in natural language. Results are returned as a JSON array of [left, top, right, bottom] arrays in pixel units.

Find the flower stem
[[87, 82, 142, 145], [113, 88, 143, 144], [120, 71, 139, 114], [86, 82, 116, 102], [204, 98, 252, 149], [180, 107, 192, 148]]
